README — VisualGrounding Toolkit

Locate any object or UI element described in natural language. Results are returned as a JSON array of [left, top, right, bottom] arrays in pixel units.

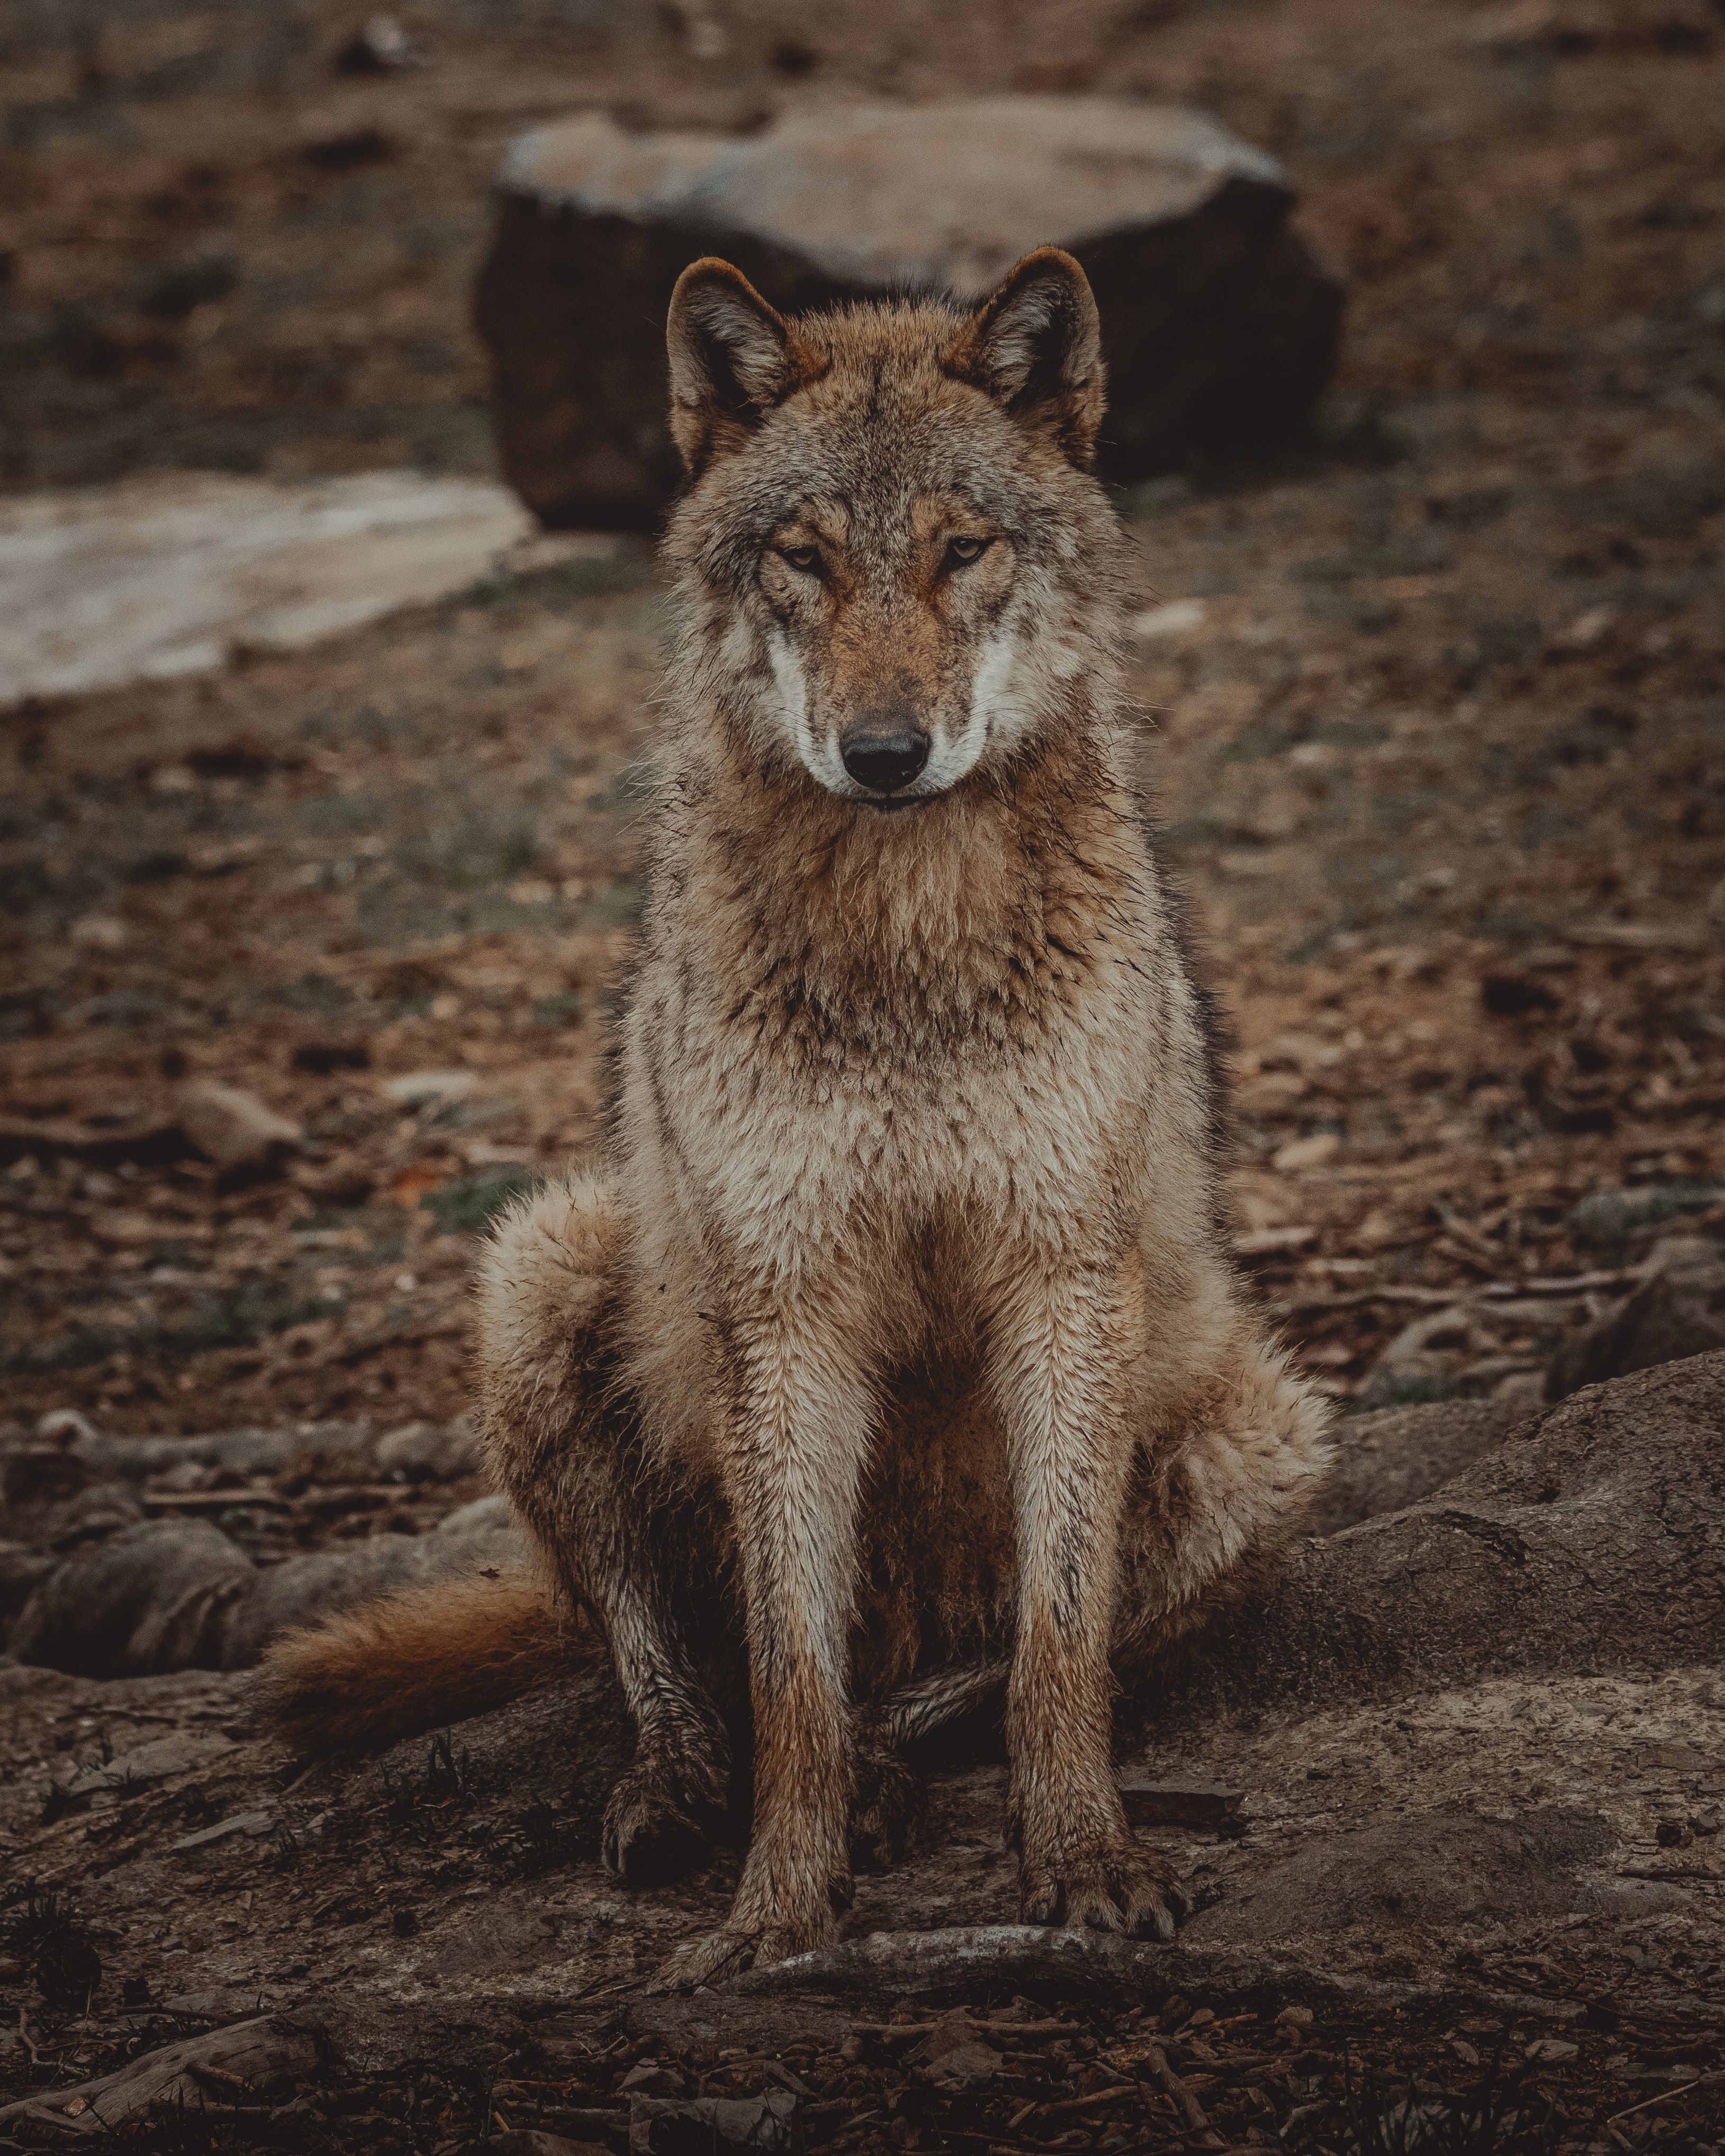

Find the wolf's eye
[[778, 545, 821, 574], [945, 536, 991, 568]]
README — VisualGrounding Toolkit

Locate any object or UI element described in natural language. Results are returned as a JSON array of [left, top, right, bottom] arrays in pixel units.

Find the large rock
[[474, 99, 1344, 529], [8, 1506, 523, 1677], [1141, 1348, 1725, 1737], [0, 472, 536, 705]]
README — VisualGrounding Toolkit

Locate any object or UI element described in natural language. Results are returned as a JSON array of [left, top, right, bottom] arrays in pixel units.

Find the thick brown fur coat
[[259, 249, 1333, 1986]]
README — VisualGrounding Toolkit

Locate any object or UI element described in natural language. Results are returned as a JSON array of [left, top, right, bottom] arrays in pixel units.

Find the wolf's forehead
[[761, 391, 1022, 535], [794, 481, 970, 543]]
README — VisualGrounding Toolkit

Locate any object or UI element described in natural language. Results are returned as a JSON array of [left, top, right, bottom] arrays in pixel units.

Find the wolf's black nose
[[842, 731, 930, 793]]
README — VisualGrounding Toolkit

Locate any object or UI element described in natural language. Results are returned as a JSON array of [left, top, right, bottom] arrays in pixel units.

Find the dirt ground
[[2, 0, 1724, 2147], [4, 0, 1724, 1432]]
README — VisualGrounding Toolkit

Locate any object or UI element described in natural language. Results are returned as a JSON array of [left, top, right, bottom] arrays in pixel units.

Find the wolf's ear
[[946, 248, 1105, 467], [666, 258, 820, 476]]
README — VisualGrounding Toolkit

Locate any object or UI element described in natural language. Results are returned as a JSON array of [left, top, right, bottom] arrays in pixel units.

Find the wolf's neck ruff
[[661, 704, 1142, 1052]]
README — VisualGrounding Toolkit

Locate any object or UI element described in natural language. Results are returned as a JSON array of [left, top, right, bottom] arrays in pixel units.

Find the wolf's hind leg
[[476, 1173, 733, 1885]]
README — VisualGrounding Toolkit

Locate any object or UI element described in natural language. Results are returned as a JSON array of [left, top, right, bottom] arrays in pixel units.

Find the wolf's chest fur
[[625, 731, 1168, 1275]]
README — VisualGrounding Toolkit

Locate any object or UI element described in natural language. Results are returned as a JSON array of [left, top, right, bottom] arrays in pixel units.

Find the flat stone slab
[[475, 98, 1344, 527], [0, 470, 583, 705]]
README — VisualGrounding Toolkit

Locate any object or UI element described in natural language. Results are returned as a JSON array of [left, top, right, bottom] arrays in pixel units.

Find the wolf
[[261, 246, 1332, 1987]]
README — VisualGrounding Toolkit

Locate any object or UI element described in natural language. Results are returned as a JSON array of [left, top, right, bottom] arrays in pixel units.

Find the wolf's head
[[662, 250, 1125, 810]]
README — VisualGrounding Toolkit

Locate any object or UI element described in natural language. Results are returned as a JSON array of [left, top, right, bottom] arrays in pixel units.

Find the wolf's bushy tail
[[256, 1571, 578, 1755]]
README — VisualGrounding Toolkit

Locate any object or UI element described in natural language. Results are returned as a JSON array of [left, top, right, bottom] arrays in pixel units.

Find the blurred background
[[1, 0, 1722, 1475]]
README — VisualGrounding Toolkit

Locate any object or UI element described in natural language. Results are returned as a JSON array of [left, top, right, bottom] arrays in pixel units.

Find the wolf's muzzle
[[841, 730, 931, 794]]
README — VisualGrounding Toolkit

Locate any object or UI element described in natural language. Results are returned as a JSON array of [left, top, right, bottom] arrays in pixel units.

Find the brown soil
[[5, 0, 1723, 1431], [2, 0, 1724, 2145]]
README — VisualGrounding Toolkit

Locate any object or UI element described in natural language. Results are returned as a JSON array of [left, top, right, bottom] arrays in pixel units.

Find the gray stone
[[475, 98, 1343, 528], [437, 1491, 514, 1536], [0, 1539, 59, 1621], [1143, 1350, 1725, 1736], [219, 1518, 523, 1667], [10, 1415, 374, 1482], [176, 1079, 302, 1171], [629, 2090, 799, 2152], [66, 1727, 238, 1797], [375, 1414, 484, 1481], [43, 1481, 144, 1547], [10, 1519, 255, 1678], [7, 1501, 523, 1677]]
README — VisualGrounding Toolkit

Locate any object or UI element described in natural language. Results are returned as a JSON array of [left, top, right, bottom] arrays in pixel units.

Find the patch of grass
[[531, 990, 585, 1029], [4, 1883, 102, 2007], [1576, 460, 1725, 541], [0, 1286, 344, 1376], [394, 810, 539, 891], [1292, 531, 1454, 586], [276, 970, 353, 1014], [176, 1284, 343, 1354], [1571, 1183, 1719, 1243], [421, 1729, 472, 1800], [1307, 392, 1416, 468], [465, 550, 652, 609], [381, 1730, 477, 1842], [421, 1171, 536, 1236], [1115, 473, 1198, 520], [1321, 2042, 1560, 2154], [1355, 1373, 1461, 1411], [484, 1793, 602, 1879], [39, 1779, 76, 1826]]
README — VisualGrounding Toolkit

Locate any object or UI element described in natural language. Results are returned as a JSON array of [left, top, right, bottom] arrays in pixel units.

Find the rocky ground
[[3, 0, 1725, 2148], [1, 1355, 1723, 2152]]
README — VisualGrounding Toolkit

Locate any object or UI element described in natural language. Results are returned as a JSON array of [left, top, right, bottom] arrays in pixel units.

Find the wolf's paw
[[1019, 1837, 1188, 1942], [601, 1755, 723, 1886], [848, 1743, 925, 1869], [649, 1913, 833, 1993]]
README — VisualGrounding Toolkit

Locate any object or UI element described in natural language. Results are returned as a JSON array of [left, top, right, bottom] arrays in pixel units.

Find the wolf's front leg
[[655, 1292, 870, 1988], [988, 1251, 1185, 1940]]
